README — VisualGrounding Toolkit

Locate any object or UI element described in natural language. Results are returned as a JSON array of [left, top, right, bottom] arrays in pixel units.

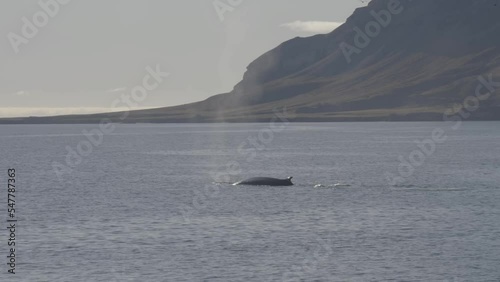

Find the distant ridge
[[2, 0, 500, 124]]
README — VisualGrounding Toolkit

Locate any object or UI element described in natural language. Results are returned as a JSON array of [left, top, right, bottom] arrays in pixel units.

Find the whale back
[[234, 177, 293, 186]]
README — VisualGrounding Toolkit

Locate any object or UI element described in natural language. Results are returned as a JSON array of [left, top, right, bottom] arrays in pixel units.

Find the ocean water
[[0, 122, 499, 282]]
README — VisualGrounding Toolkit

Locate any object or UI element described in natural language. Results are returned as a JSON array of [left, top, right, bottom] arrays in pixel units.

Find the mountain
[[3, 0, 500, 124]]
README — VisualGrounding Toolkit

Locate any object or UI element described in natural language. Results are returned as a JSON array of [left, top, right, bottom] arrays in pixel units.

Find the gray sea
[[0, 122, 499, 282]]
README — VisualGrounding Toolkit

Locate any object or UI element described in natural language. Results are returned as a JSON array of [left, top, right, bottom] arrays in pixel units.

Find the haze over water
[[0, 122, 499, 281]]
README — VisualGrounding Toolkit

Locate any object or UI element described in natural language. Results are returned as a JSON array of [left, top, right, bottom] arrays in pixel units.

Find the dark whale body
[[233, 177, 293, 186]]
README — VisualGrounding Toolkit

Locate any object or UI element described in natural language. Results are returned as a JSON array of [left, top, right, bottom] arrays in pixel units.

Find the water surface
[[0, 122, 499, 281]]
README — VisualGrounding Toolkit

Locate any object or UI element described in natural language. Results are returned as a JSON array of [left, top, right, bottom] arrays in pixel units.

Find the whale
[[233, 176, 293, 186]]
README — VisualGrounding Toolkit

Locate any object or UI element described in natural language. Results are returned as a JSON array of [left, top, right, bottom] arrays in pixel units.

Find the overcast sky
[[0, 0, 365, 117]]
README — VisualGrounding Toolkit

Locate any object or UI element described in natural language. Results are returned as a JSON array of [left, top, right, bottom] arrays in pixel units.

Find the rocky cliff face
[[224, 0, 500, 113], [239, 0, 500, 84], [180, 0, 500, 122]]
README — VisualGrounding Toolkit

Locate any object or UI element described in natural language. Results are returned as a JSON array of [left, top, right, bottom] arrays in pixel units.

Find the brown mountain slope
[[3, 0, 500, 123]]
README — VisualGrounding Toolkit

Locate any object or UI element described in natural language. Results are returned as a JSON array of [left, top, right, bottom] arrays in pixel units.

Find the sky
[[0, 0, 365, 117]]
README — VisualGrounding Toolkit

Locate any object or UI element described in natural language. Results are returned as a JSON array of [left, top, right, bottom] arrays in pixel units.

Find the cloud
[[13, 91, 30, 96], [280, 21, 344, 34], [106, 87, 127, 93]]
